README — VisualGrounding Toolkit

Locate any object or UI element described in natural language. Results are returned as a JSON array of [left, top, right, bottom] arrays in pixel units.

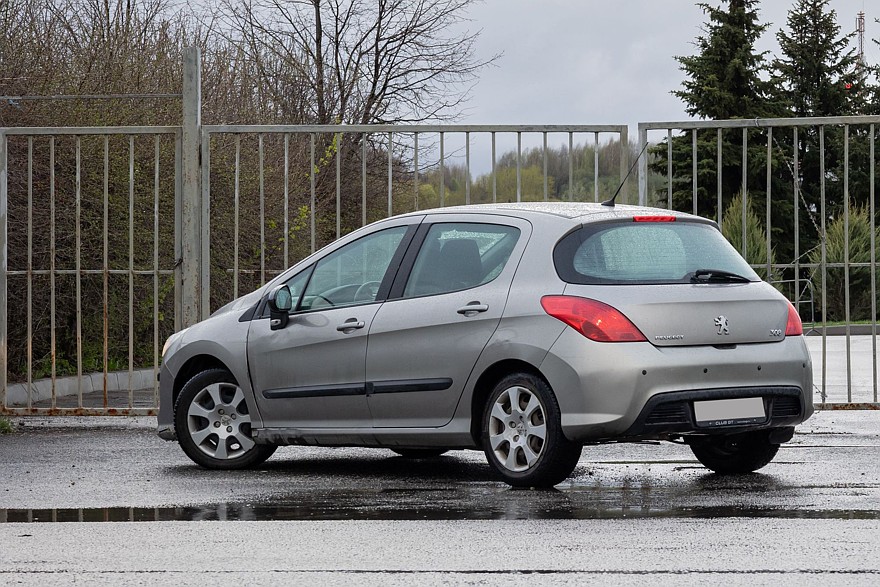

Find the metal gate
[[0, 127, 180, 415], [638, 117, 880, 407], [1, 52, 632, 414], [2, 48, 879, 414]]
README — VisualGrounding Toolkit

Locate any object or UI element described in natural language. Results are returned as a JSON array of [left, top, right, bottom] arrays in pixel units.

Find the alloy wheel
[[186, 382, 254, 460], [487, 385, 547, 472]]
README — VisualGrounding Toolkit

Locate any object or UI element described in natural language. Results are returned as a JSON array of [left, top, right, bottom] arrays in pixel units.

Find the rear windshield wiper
[[689, 269, 752, 283]]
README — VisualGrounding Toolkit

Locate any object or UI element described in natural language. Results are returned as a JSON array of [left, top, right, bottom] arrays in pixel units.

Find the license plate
[[693, 397, 766, 427]]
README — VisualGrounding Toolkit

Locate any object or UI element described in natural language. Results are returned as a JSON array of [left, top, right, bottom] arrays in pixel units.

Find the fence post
[[638, 124, 648, 206], [1, 132, 7, 406], [619, 126, 628, 203], [181, 47, 203, 327]]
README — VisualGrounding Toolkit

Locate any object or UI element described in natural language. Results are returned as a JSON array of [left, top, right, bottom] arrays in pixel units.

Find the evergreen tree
[[772, 0, 870, 266], [870, 28, 880, 115], [675, 0, 778, 120], [720, 192, 776, 282], [651, 1, 779, 231], [773, 0, 863, 118]]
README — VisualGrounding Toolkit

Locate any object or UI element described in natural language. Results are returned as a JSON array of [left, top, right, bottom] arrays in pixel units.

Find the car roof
[[403, 202, 707, 224]]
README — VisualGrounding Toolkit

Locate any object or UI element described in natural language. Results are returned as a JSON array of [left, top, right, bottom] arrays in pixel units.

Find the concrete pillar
[[181, 47, 203, 327]]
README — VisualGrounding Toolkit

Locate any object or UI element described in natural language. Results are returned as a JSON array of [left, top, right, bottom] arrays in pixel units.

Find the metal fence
[[1, 48, 879, 414], [0, 50, 631, 414], [639, 117, 880, 407], [0, 122, 628, 415], [201, 123, 630, 310], [0, 128, 180, 415]]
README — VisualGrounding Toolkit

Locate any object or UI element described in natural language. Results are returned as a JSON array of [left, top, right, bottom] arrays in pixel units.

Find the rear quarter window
[[554, 220, 759, 285]]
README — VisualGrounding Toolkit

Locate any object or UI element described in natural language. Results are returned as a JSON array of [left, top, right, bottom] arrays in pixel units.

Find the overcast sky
[[459, 0, 875, 129]]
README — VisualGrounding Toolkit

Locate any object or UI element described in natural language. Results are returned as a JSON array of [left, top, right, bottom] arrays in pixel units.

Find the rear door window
[[554, 220, 758, 285], [403, 223, 521, 297]]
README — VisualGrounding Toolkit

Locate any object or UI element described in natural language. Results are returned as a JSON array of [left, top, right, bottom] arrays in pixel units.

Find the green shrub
[[721, 192, 776, 281], [808, 204, 880, 321]]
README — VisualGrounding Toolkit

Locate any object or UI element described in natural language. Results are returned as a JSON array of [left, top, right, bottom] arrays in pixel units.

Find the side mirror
[[267, 284, 293, 330]]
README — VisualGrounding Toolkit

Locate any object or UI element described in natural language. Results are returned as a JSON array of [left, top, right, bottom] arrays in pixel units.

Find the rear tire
[[174, 368, 276, 470], [690, 431, 780, 474], [391, 449, 448, 459], [481, 373, 581, 488]]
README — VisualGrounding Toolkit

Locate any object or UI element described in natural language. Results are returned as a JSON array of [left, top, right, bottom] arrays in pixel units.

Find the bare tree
[[214, 0, 495, 124], [0, 0, 496, 382], [0, 0, 191, 126]]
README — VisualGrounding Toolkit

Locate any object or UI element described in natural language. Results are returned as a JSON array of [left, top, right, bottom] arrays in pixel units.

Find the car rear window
[[553, 220, 759, 285]]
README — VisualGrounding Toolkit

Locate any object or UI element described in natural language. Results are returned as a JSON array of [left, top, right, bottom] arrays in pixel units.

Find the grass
[[0, 417, 14, 434], [807, 320, 878, 327]]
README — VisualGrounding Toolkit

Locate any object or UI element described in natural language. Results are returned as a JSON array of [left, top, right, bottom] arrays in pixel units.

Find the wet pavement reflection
[[4, 476, 880, 522], [3, 413, 879, 526]]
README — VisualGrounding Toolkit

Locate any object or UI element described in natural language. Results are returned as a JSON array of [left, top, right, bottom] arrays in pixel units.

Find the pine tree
[[721, 192, 776, 281], [772, 0, 870, 264], [651, 1, 779, 230], [773, 0, 862, 117], [675, 0, 777, 120]]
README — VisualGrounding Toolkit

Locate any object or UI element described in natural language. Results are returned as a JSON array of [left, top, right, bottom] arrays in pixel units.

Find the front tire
[[481, 373, 581, 488], [174, 368, 276, 469], [690, 431, 780, 474]]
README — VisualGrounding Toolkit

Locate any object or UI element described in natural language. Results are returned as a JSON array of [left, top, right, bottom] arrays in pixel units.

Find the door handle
[[336, 319, 365, 332], [457, 302, 489, 316]]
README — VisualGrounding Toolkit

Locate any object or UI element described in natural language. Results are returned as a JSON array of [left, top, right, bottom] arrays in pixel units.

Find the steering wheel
[[353, 281, 381, 303], [311, 294, 336, 308]]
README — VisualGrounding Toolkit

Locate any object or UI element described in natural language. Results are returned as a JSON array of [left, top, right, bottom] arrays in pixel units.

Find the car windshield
[[554, 220, 760, 285]]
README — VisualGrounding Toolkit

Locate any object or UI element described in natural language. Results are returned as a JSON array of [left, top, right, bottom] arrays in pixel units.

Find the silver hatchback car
[[158, 202, 813, 487]]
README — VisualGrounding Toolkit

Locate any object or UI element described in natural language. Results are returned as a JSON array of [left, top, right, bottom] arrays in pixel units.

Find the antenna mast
[[857, 11, 866, 69]]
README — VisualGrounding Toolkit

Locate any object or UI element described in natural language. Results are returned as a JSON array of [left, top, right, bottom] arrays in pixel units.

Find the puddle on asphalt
[[3, 488, 880, 523], [4, 467, 878, 523]]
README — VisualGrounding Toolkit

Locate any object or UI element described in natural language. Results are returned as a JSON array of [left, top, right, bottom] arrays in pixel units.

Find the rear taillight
[[541, 296, 647, 342], [785, 301, 803, 336], [632, 215, 676, 222]]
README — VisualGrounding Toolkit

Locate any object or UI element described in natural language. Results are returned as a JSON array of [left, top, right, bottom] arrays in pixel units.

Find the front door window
[[300, 226, 408, 310]]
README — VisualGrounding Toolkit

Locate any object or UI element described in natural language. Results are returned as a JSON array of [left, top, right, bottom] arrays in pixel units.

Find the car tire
[[174, 368, 276, 470], [689, 431, 780, 474], [391, 449, 449, 459], [481, 373, 582, 488]]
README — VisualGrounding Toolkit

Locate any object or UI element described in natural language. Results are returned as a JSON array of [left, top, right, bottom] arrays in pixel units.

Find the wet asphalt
[[1, 411, 879, 584]]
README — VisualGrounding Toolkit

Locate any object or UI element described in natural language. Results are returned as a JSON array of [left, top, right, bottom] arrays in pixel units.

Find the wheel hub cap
[[488, 385, 547, 473], [186, 382, 255, 460]]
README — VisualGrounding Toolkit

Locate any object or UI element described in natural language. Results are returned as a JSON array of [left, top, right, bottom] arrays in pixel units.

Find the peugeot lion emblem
[[714, 315, 730, 335]]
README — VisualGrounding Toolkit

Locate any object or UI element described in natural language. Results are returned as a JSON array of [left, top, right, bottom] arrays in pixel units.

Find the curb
[[5, 369, 156, 407], [805, 325, 878, 336]]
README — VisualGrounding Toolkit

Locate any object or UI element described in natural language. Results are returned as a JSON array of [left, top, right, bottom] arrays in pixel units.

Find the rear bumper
[[618, 386, 807, 440], [541, 328, 813, 442]]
